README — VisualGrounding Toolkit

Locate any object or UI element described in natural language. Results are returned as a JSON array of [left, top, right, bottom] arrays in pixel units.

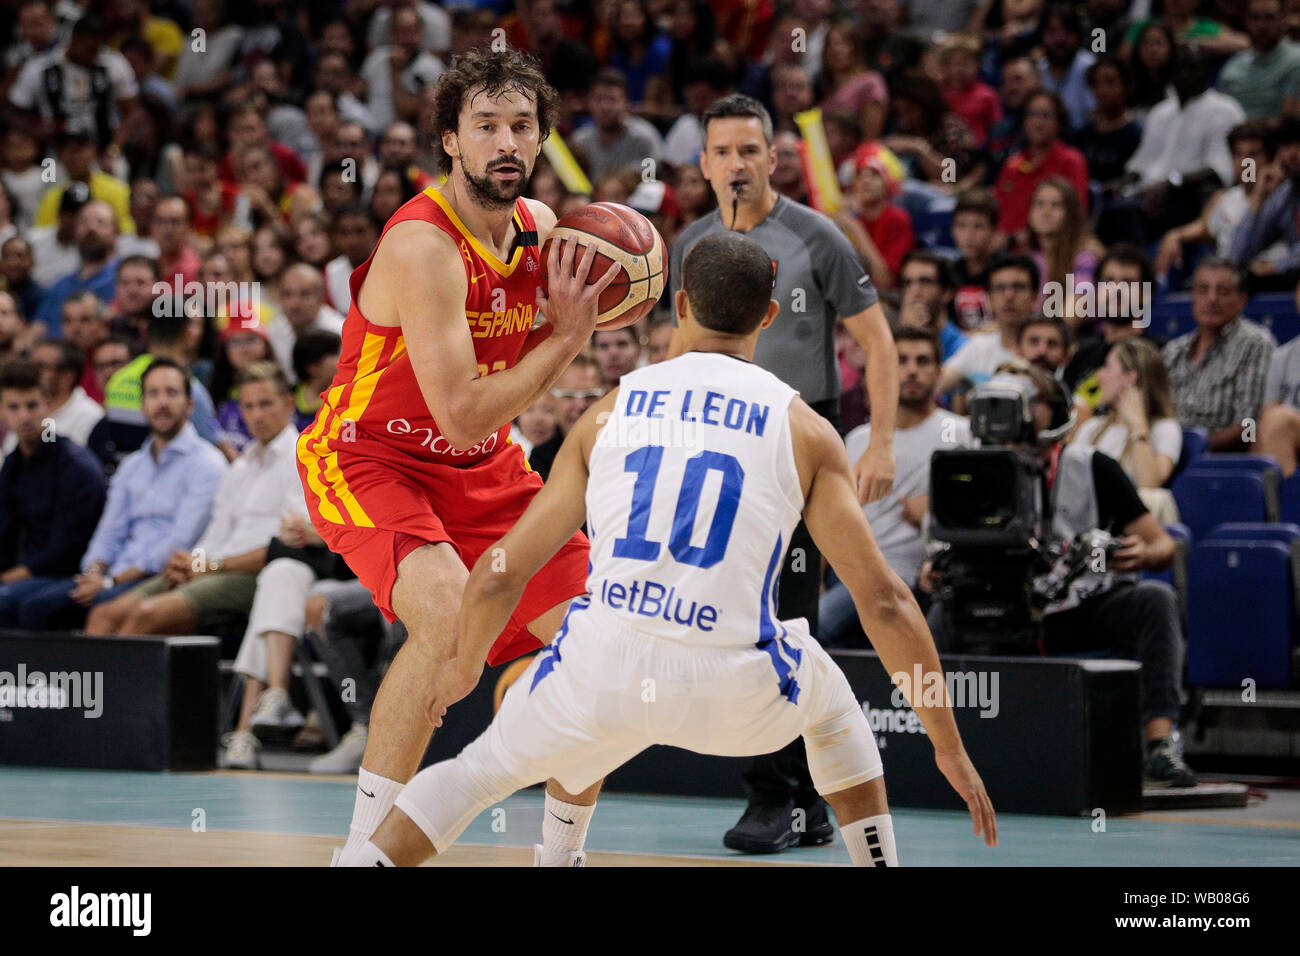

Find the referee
[[667, 94, 899, 854]]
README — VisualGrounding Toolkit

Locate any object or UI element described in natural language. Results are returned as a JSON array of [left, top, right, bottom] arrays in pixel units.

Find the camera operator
[[920, 360, 1195, 788]]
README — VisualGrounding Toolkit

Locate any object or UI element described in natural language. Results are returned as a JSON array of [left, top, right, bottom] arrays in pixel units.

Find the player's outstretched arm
[[384, 221, 616, 450], [794, 400, 998, 846], [447, 391, 619, 704]]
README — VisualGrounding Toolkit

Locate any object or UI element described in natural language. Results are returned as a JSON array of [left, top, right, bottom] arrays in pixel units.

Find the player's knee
[[805, 705, 883, 795], [425, 565, 465, 612], [393, 548, 465, 620]]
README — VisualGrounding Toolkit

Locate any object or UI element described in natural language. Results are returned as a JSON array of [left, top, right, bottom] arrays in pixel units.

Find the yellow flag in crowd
[[542, 131, 594, 196], [793, 107, 843, 215]]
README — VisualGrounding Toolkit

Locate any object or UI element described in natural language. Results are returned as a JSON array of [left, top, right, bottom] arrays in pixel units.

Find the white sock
[[342, 768, 404, 856], [841, 814, 898, 867], [339, 840, 395, 867], [540, 794, 596, 864]]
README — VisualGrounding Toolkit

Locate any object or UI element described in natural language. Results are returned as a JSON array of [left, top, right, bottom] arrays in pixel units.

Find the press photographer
[[920, 360, 1195, 787]]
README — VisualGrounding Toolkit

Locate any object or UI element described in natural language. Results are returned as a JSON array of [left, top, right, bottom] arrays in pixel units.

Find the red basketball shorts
[[297, 439, 589, 666]]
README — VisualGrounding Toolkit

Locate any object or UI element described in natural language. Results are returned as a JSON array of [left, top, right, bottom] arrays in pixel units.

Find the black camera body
[[929, 448, 1049, 653], [926, 370, 1076, 653]]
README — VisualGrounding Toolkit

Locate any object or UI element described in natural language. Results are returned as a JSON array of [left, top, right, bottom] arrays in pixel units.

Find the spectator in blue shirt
[[1229, 115, 1300, 291], [5, 357, 227, 629], [608, 0, 674, 118], [34, 201, 120, 338], [0, 358, 107, 626], [1037, 4, 1096, 131], [898, 251, 968, 361]]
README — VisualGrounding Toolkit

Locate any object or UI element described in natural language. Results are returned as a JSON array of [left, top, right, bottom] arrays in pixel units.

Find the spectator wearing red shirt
[[940, 34, 1003, 148], [154, 198, 201, 294], [181, 143, 240, 239], [994, 90, 1089, 236], [714, 0, 775, 61], [834, 142, 914, 292], [218, 102, 307, 188]]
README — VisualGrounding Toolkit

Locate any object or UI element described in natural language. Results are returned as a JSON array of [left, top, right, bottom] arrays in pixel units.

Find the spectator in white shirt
[[313, 52, 378, 135], [32, 339, 102, 442], [270, 263, 345, 376], [366, 0, 451, 56], [1120, 45, 1247, 242], [935, 254, 1040, 402], [663, 58, 733, 167], [173, 0, 244, 101], [570, 70, 666, 182], [360, 5, 445, 132], [0, 337, 103, 456], [28, 182, 87, 288], [7, 13, 139, 153], [1070, 337, 1183, 522], [819, 326, 972, 646], [324, 205, 379, 314], [85, 362, 302, 636], [1, 126, 47, 230]]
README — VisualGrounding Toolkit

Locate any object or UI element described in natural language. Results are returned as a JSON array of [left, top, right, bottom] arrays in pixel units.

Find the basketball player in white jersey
[[340, 232, 997, 866]]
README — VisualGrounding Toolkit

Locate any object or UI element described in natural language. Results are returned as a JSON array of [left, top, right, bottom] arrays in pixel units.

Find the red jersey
[[858, 204, 915, 280], [994, 140, 1090, 235], [300, 186, 543, 493]]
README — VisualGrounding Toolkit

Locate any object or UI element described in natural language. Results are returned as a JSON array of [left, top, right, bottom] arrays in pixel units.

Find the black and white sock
[[841, 814, 898, 867]]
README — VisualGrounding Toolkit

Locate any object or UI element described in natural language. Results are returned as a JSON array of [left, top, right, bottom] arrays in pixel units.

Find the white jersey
[[383, 356, 887, 846], [585, 351, 802, 649]]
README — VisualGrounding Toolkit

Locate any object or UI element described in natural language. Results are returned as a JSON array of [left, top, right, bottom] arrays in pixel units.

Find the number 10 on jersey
[[611, 445, 745, 570]]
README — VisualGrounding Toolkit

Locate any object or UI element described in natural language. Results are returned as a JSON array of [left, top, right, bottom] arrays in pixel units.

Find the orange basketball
[[540, 202, 667, 331]]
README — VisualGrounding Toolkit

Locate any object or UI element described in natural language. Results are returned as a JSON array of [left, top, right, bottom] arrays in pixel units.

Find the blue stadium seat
[[1269, 313, 1300, 346], [1187, 540, 1295, 689], [1171, 469, 1269, 540], [1204, 522, 1300, 613], [1244, 293, 1300, 345], [1169, 427, 1209, 484], [1151, 294, 1196, 341], [1204, 522, 1300, 545], [1282, 473, 1300, 525], [1184, 454, 1281, 521]]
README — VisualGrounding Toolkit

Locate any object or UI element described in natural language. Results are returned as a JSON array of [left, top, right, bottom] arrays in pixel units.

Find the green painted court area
[[1, 767, 1297, 866]]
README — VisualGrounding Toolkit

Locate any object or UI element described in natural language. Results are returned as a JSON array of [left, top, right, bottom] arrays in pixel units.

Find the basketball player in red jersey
[[297, 48, 617, 866]]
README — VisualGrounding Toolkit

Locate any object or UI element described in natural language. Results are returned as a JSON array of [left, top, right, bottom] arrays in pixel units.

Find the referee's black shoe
[[723, 802, 799, 854], [796, 797, 835, 846]]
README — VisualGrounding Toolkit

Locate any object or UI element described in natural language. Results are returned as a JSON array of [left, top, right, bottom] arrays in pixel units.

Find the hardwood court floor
[[1, 768, 1298, 866]]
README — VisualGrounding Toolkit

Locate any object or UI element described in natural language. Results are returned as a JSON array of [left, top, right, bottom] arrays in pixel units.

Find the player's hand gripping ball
[[540, 202, 667, 331]]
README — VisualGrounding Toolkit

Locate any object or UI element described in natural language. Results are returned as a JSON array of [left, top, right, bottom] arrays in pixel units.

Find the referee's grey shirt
[[667, 193, 880, 406]]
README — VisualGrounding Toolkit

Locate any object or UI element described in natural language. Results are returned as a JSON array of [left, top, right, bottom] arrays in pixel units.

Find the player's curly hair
[[430, 47, 560, 176]]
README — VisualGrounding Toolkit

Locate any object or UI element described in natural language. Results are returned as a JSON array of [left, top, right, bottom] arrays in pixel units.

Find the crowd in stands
[[3, 0, 1300, 777]]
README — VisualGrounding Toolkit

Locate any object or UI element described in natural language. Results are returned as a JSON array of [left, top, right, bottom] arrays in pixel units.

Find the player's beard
[[462, 157, 530, 210]]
